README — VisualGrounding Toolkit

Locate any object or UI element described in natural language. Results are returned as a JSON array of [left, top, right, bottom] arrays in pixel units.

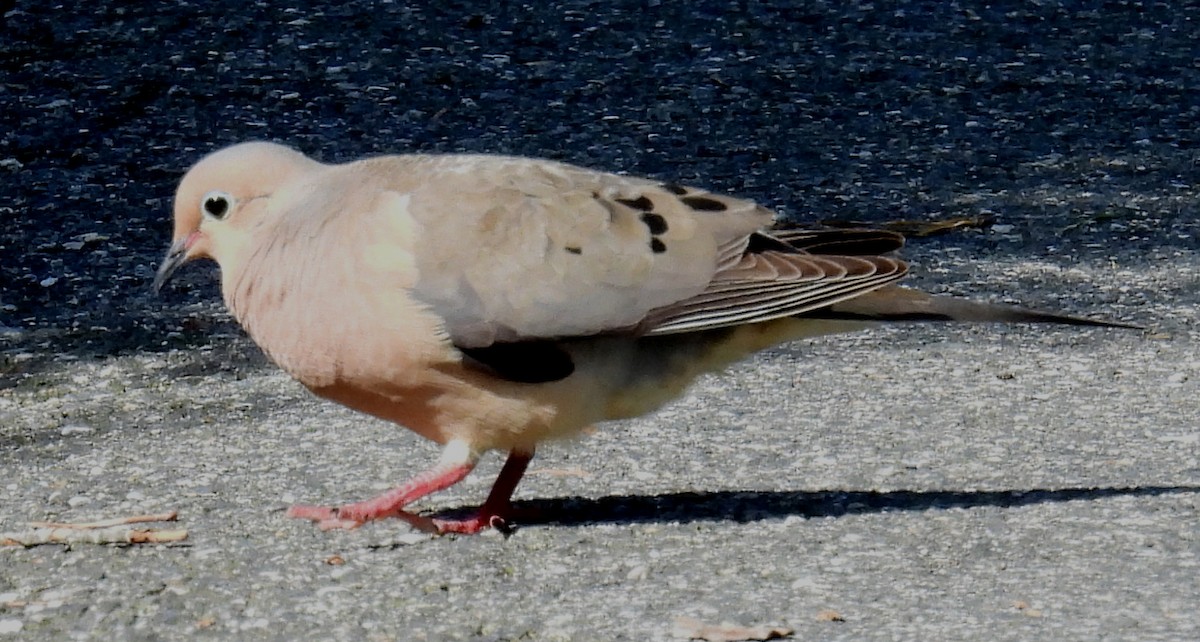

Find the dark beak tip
[[153, 243, 189, 295], [152, 270, 172, 296]]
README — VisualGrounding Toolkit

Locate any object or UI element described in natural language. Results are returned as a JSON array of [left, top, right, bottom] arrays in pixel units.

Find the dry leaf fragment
[[1012, 600, 1043, 617], [27, 511, 178, 529], [2, 526, 187, 546], [1, 512, 186, 546], [325, 554, 346, 566], [815, 609, 846, 622], [671, 616, 793, 641]]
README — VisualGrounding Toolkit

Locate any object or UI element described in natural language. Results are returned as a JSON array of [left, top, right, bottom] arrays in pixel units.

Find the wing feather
[[356, 154, 911, 345]]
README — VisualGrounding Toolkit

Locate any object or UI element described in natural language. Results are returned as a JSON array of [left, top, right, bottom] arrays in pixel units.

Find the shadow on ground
[[424, 485, 1200, 532]]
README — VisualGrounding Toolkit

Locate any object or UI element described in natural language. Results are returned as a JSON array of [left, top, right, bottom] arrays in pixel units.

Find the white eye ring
[[200, 190, 235, 220]]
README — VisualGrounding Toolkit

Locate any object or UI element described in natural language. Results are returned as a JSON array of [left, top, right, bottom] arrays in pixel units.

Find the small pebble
[[625, 564, 649, 581]]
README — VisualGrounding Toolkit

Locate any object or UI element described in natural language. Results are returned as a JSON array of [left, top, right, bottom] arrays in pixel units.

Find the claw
[[431, 508, 515, 535]]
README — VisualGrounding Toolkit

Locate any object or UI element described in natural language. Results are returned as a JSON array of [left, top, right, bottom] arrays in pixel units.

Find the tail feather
[[816, 286, 1140, 329]]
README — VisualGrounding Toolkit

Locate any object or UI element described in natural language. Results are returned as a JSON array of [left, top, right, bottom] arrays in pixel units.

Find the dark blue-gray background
[[2, 0, 1196, 355]]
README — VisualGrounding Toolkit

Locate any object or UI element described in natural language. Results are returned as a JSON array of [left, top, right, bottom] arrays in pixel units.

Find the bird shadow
[[441, 485, 1200, 530]]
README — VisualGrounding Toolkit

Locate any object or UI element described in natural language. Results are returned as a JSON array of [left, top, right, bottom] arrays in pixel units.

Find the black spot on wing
[[459, 341, 575, 383], [681, 195, 728, 211], [640, 212, 669, 235], [564, 246, 582, 254], [616, 196, 654, 211], [650, 238, 667, 253], [661, 182, 688, 195]]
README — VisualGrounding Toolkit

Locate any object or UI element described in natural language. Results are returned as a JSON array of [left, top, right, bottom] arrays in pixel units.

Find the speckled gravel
[[2, 1, 1198, 640]]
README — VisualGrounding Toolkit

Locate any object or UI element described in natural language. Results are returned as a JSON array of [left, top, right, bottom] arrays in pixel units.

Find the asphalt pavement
[[2, 2, 1197, 640]]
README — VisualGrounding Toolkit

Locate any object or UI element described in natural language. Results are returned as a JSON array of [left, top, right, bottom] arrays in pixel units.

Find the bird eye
[[200, 191, 234, 220]]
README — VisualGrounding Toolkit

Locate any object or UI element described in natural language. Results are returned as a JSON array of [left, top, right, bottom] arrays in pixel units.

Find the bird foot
[[432, 511, 513, 536], [287, 503, 515, 535], [286, 504, 362, 530], [286, 450, 532, 536], [286, 504, 442, 533]]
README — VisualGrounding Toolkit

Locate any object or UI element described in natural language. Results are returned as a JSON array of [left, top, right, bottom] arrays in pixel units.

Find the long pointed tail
[[817, 286, 1140, 329]]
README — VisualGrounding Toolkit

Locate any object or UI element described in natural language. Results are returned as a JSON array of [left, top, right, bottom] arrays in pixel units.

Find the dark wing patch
[[616, 196, 655, 211], [640, 212, 669, 235], [745, 232, 800, 254], [459, 341, 575, 383], [680, 195, 728, 212]]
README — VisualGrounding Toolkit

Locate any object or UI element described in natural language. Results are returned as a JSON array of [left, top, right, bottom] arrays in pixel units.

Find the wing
[[386, 154, 773, 347], [640, 228, 909, 334], [360, 154, 910, 347]]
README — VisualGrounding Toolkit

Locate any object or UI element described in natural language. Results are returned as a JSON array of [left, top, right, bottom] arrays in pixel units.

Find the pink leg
[[287, 442, 478, 531], [434, 449, 533, 535]]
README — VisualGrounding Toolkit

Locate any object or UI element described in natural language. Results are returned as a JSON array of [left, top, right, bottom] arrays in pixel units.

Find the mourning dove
[[154, 141, 1132, 534]]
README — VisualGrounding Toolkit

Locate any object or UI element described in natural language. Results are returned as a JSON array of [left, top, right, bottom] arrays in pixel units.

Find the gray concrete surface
[[2, 248, 1196, 641], [2, 1, 1199, 640]]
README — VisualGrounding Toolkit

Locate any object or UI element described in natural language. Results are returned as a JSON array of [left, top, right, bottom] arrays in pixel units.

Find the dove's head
[[154, 141, 320, 292]]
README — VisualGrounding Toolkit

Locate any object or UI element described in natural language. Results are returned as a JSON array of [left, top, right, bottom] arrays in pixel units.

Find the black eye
[[200, 191, 234, 220]]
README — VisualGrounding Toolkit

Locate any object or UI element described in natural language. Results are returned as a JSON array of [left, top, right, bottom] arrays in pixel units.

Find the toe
[[288, 505, 364, 529], [316, 517, 364, 531], [433, 512, 512, 535], [287, 504, 337, 521]]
